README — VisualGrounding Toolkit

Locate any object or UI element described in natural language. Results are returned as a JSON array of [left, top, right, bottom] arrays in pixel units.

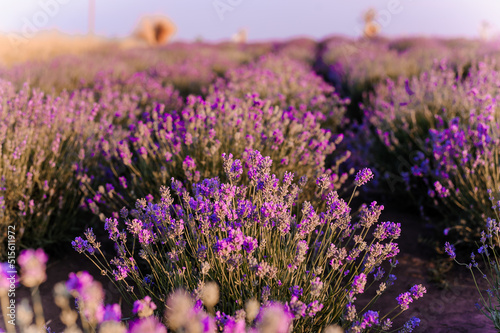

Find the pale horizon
[[0, 0, 499, 42]]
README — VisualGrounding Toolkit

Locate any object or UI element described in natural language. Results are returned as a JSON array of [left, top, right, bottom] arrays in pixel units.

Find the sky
[[0, 0, 499, 42]]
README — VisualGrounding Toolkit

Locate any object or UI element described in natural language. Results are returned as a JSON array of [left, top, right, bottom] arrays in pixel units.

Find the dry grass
[[0, 30, 148, 66]]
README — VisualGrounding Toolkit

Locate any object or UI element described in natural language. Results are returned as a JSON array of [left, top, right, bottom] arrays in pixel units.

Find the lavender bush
[[211, 54, 349, 129], [0, 72, 175, 257], [321, 37, 498, 100], [86, 94, 350, 217], [365, 61, 500, 241], [90, 70, 184, 112], [76, 151, 425, 332], [0, 81, 98, 257], [322, 38, 420, 96]]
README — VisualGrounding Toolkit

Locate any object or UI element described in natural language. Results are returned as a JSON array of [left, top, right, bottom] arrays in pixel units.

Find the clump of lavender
[[445, 190, 500, 330], [211, 54, 349, 129], [86, 93, 350, 217], [0, 70, 180, 257], [75, 150, 423, 332], [90, 69, 184, 112], [0, 81, 96, 257], [321, 37, 494, 107], [365, 60, 500, 242]]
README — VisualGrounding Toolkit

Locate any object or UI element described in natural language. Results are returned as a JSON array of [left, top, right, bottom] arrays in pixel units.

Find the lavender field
[[1, 35, 500, 333]]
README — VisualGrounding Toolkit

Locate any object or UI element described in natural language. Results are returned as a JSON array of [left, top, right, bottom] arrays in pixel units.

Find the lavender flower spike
[[444, 242, 456, 259], [354, 168, 374, 187]]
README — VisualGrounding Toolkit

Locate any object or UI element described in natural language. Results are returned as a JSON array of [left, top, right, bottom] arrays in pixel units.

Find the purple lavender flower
[[119, 176, 128, 189], [289, 286, 303, 298], [387, 274, 397, 286], [72, 237, 90, 254], [133, 296, 157, 318], [288, 296, 307, 319], [104, 217, 120, 241], [382, 318, 393, 330], [138, 229, 154, 245], [409, 284, 426, 299], [310, 277, 324, 298], [444, 242, 456, 259], [242, 236, 258, 254], [84, 228, 97, 244], [105, 183, 115, 193], [351, 273, 367, 294], [289, 240, 309, 270], [373, 221, 401, 240], [18, 248, 48, 287], [404, 79, 415, 96], [433, 181, 450, 198], [354, 168, 374, 187], [345, 302, 356, 321], [183, 156, 196, 170], [97, 303, 122, 323], [255, 302, 293, 333], [66, 271, 94, 294], [360, 310, 379, 329], [112, 263, 130, 281], [66, 271, 104, 323], [325, 191, 351, 221], [316, 174, 330, 191], [398, 317, 420, 333], [306, 300, 324, 317], [372, 267, 385, 281], [222, 153, 244, 183], [222, 317, 246, 333], [396, 291, 413, 311], [358, 201, 384, 228], [214, 239, 233, 261]]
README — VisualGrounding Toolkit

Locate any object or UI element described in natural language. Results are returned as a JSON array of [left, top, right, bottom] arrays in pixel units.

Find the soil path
[[376, 209, 495, 332]]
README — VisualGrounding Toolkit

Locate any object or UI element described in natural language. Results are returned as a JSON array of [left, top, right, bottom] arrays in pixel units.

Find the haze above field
[[0, 0, 499, 41]]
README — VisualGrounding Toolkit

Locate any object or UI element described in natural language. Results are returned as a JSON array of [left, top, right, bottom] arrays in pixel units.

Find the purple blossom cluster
[[133, 296, 157, 318], [75, 149, 421, 332], [396, 284, 427, 311], [354, 168, 374, 187]]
